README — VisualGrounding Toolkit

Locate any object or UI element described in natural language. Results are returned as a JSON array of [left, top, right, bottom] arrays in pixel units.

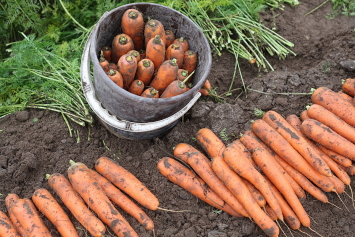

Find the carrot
[[318, 145, 352, 167], [223, 140, 283, 221], [47, 173, 106, 237], [149, 58, 178, 95], [139, 49, 146, 60], [107, 62, 117, 71], [177, 69, 188, 81], [144, 19, 166, 47], [342, 165, 355, 175], [338, 90, 354, 104], [252, 119, 335, 192], [211, 156, 280, 237], [4, 194, 25, 236], [99, 51, 109, 73], [68, 161, 138, 237], [164, 30, 175, 49], [342, 78, 355, 96], [146, 35, 166, 71], [32, 188, 79, 237], [300, 110, 310, 121], [122, 9, 144, 50], [136, 59, 154, 85], [264, 205, 277, 221], [263, 110, 331, 177], [106, 69, 124, 88], [204, 79, 211, 90], [301, 119, 355, 161], [240, 130, 306, 199], [196, 128, 226, 159], [128, 50, 141, 62], [141, 88, 159, 98], [0, 211, 20, 237], [88, 169, 154, 231], [157, 157, 243, 217], [95, 157, 159, 211], [173, 143, 250, 217], [241, 177, 266, 208], [199, 88, 209, 96], [330, 175, 346, 193], [160, 71, 194, 98], [182, 50, 197, 75], [11, 198, 51, 237], [307, 104, 355, 144], [101, 46, 112, 62], [173, 37, 188, 52], [233, 140, 257, 167], [311, 87, 355, 127], [264, 177, 301, 230], [129, 80, 144, 96], [112, 33, 134, 64], [166, 43, 184, 68], [118, 54, 137, 89]]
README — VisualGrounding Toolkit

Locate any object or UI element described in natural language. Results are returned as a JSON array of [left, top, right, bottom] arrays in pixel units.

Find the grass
[[220, 128, 229, 141]]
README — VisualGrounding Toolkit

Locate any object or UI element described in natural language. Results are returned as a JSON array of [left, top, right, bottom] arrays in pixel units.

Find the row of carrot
[[0, 157, 161, 237], [99, 8, 211, 98], [156, 79, 355, 237]]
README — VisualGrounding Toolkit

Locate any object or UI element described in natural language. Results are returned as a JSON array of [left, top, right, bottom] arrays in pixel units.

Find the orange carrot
[[112, 34, 134, 64], [11, 198, 51, 237], [264, 177, 301, 230], [4, 194, 25, 236], [139, 49, 146, 60], [318, 145, 352, 167], [311, 87, 355, 127], [144, 19, 166, 47], [32, 189, 79, 237], [204, 79, 211, 90], [101, 46, 112, 62], [0, 211, 20, 237], [252, 119, 335, 192], [301, 119, 355, 161], [160, 80, 189, 98], [95, 157, 159, 211], [199, 88, 209, 96], [68, 161, 138, 237], [173, 143, 250, 217], [264, 205, 277, 221], [338, 90, 354, 104], [129, 80, 144, 96], [107, 63, 117, 71], [307, 104, 355, 144], [223, 140, 283, 221], [342, 165, 355, 175], [240, 130, 306, 199], [211, 156, 279, 237], [263, 110, 331, 177], [196, 128, 226, 159], [157, 157, 243, 217], [177, 69, 189, 81], [300, 110, 310, 121], [164, 30, 175, 49], [106, 69, 124, 88], [136, 59, 154, 85], [329, 175, 345, 194], [166, 43, 184, 68], [149, 58, 178, 95], [99, 51, 109, 73], [128, 50, 141, 62], [122, 9, 144, 50], [241, 177, 266, 208], [173, 37, 188, 52], [342, 78, 355, 96], [47, 173, 106, 237], [88, 169, 154, 231], [146, 35, 166, 71], [118, 54, 137, 89], [182, 50, 197, 75], [233, 140, 257, 167], [141, 88, 159, 98]]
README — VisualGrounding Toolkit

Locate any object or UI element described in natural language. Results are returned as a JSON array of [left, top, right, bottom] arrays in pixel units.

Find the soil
[[1, 1, 355, 237]]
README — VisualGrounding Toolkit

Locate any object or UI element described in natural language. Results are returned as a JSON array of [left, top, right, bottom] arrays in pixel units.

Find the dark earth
[[1, 1, 355, 236]]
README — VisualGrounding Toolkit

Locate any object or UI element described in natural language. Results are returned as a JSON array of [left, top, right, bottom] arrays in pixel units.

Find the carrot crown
[[172, 44, 180, 50], [148, 20, 156, 27], [126, 55, 133, 62], [154, 35, 161, 44], [143, 60, 150, 67], [46, 174, 51, 180], [179, 37, 184, 42], [170, 58, 177, 66], [137, 80, 143, 85], [99, 50, 106, 62], [188, 50, 195, 55], [119, 36, 127, 44], [108, 69, 116, 76], [103, 46, 110, 51], [130, 51, 138, 57], [128, 11, 138, 19], [139, 49, 145, 54], [165, 30, 172, 35], [181, 70, 188, 77], [151, 88, 158, 96], [180, 70, 195, 88]]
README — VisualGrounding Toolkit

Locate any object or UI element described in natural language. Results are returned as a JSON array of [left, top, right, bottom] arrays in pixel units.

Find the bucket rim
[[89, 2, 212, 105]]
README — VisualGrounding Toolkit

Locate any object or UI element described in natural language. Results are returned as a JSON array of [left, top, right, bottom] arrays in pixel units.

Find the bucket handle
[[80, 30, 201, 133]]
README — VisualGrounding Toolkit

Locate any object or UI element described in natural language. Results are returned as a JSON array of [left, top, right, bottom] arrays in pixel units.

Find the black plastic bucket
[[89, 3, 212, 123]]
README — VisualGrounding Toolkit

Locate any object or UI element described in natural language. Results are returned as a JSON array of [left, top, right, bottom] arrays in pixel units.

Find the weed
[[220, 128, 229, 141], [0, 193, 3, 198], [208, 87, 225, 103], [322, 61, 332, 73], [211, 207, 223, 215], [191, 137, 197, 141], [254, 108, 265, 118], [102, 139, 110, 151], [33, 118, 38, 122]]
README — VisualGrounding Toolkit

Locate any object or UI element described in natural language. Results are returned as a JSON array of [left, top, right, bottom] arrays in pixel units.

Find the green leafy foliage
[[328, 0, 355, 18]]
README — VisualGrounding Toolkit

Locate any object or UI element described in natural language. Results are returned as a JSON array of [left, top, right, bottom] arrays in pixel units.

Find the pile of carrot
[[157, 78, 355, 237], [1, 157, 159, 237], [99, 8, 211, 98]]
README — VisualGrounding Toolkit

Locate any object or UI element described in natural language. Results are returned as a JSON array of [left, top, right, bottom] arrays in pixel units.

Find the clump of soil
[[1, 1, 355, 236]]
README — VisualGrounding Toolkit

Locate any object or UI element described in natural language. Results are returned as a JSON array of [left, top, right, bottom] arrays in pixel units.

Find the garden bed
[[1, 1, 355, 236]]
